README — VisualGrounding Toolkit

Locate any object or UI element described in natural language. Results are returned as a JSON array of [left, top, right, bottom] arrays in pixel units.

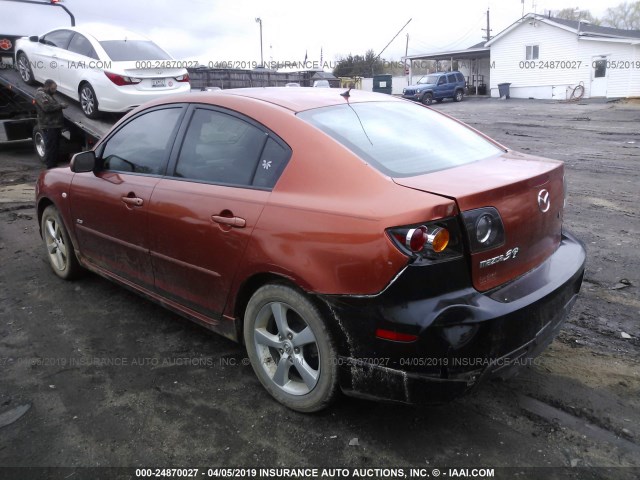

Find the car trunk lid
[[110, 61, 188, 91], [393, 151, 564, 291]]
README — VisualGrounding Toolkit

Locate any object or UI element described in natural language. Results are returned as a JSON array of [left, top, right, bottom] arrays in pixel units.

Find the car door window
[[67, 33, 98, 60], [437, 76, 447, 86], [447, 74, 457, 84], [101, 108, 183, 175], [42, 30, 74, 49], [174, 109, 270, 187]]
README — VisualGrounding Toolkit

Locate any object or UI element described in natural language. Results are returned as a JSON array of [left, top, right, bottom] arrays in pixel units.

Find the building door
[[591, 56, 608, 97]]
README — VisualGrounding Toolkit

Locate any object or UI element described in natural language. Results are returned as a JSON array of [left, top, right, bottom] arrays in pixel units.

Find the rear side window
[[298, 101, 503, 177], [456, 72, 465, 83], [175, 109, 266, 186], [68, 33, 98, 60], [102, 108, 182, 174], [174, 108, 291, 188]]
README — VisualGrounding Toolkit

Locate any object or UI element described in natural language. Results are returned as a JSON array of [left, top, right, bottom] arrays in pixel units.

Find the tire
[[454, 89, 464, 102], [41, 205, 83, 280], [17, 52, 37, 85], [33, 126, 46, 163], [421, 92, 433, 106], [244, 284, 339, 412], [79, 83, 100, 119]]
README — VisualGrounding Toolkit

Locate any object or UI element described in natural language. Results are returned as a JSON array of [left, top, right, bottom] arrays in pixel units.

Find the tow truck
[[0, 0, 112, 161]]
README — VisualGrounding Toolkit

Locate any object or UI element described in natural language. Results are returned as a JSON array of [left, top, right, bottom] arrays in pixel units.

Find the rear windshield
[[100, 40, 171, 61], [297, 101, 504, 177]]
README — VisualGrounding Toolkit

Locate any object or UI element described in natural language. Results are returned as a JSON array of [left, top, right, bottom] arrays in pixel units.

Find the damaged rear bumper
[[320, 230, 586, 404]]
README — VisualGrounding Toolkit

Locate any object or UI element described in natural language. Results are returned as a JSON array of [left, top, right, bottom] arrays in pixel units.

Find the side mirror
[[29, 35, 39, 42], [70, 151, 96, 173]]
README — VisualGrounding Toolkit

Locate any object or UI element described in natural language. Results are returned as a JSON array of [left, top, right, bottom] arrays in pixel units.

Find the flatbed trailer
[[0, 1, 112, 160], [0, 62, 114, 160]]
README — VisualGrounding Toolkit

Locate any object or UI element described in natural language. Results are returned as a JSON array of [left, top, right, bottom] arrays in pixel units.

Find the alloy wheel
[[253, 301, 320, 395], [44, 217, 68, 271], [80, 86, 95, 116]]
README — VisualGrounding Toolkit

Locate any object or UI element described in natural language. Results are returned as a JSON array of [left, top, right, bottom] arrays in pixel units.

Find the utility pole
[[405, 33, 410, 84], [481, 8, 492, 42], [255, 17, 263, 68]]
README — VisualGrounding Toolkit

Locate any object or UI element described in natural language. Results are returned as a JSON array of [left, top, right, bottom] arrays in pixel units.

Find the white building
[[403, 13, 640, 100], [487, 13, 640, 100]]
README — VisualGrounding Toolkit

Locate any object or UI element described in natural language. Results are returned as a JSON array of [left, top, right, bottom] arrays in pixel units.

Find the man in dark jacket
[[34, 79, 68, 169]]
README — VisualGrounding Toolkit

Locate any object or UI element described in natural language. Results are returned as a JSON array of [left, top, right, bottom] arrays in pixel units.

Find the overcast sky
[[1, 0, 621, 68]]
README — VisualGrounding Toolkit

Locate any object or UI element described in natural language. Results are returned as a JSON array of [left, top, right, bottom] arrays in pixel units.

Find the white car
[[15, 25, 191, 118]]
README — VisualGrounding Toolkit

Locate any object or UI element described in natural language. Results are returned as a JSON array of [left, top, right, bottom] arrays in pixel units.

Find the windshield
[[298, 101, 504, 177], [100, 40, 171, 61], [418, 75, 439, 85]]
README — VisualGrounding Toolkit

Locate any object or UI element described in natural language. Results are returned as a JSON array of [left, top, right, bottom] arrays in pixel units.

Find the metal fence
[[187, 68, 316, 89]]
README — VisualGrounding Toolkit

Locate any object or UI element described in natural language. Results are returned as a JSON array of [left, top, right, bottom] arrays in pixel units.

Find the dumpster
[[498, 82, 511, 99], [373, 75, 392, 95]]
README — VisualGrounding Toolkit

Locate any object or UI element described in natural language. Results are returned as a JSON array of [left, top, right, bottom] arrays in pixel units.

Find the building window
[[593, 59, 607, 78], [526, 45, 539, 60]]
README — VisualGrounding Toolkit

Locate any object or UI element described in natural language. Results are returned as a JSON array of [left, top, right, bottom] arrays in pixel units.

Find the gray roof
[[546, 15, 640, 39], [467, 40, 487, 49]]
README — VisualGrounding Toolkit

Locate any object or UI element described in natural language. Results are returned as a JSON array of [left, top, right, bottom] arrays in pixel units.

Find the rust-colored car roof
[[168, 87, 404, 113], [224, 87, 405, 111]]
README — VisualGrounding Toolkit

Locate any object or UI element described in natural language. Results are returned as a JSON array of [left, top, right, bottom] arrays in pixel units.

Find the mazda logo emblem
[[538, 189, 550, 213]]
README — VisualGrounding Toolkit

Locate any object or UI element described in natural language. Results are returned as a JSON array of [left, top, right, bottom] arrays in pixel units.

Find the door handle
[[121, 196, 144, 207], [211, 215, 246, 228]]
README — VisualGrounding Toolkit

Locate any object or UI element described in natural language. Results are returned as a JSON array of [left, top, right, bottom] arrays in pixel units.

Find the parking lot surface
[[0, 97, 638, 478]]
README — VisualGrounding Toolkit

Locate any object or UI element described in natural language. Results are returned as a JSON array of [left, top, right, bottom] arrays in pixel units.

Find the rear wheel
[[244, 284, 339, 412], [421, 92, 433, 105], [454, 89, 464, 102], [41, 205, 83, 280], [17, 52, 36, 85], [33, 126, 46, 163], [79, 83, 100, 119]]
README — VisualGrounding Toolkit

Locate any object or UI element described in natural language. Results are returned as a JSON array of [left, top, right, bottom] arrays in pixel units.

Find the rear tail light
[[387, 218, 463, 263], [460, 207, 505, 252], [175, 74, 190, 82], [428, 227, 449, 253], [104, 72, 142, 86], [406, 226, 427, 252]]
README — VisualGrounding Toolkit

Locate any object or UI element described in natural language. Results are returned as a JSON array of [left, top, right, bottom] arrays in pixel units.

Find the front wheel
[[454, 90, 464, 102], [79, 83, 100, 119], [244, 284, 339, 412], [41, 205, 83, 280], [421, 92, 433, 105], [17, 52, 36, 85]]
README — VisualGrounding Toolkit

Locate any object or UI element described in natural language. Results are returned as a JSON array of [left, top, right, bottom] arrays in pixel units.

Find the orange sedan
[[36, 88, 586, 412]]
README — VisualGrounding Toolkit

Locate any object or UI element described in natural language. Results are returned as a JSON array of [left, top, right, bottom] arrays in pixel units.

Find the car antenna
[[340, 87, 352, 99]]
